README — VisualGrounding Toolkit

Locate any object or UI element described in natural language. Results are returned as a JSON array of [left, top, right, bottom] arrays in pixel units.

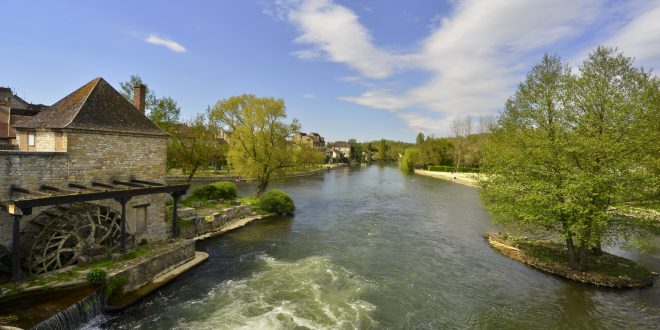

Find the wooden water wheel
[[22, 203, 128, 275]]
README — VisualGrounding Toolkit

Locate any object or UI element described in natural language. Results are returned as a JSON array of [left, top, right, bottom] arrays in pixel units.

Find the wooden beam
[[130, 179, 164, 186], [113, 180, 145, 188], [92, 181, 115, 189]]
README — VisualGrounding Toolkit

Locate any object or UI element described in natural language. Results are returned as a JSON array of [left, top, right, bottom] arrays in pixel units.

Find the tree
[[377, 139, 388, 160], [119, 75, 180, 129], [119, 75, 158, 111], [566, 46, 659, 265], [416, 132, 425, 145], [293, 143, 325, 167], [451, 115, 472, 171], [210, 94, 300, 196], [400, 148, 420, 174], [349, 138, 363, 163], [419, 136, 454, 167], [168, 112, 227, 183], [149, 97, 181, 128], [482, 49, 659, 270]]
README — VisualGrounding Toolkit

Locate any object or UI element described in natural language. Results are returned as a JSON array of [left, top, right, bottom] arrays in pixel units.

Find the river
[[84, 165, 659, 329]]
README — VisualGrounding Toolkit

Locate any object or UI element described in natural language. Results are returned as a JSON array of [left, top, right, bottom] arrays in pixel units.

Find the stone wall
[[178, 204, 253, 238], [0, 130, 170, 250], [116, 240, 195, 294]]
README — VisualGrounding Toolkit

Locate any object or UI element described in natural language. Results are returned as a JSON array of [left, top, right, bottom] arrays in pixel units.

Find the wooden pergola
[[1, 179, 189, 282]]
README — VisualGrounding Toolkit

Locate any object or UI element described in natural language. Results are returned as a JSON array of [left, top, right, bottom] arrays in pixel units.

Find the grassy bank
[[485, 232, 657, 288]]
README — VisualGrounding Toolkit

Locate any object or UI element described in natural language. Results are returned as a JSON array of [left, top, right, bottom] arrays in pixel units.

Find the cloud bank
[[274, 0, 660, 135]]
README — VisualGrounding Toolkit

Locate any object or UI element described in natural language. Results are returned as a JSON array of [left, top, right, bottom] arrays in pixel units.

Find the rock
[[191, 202, 204, 209], [177, 207, 196, 218]]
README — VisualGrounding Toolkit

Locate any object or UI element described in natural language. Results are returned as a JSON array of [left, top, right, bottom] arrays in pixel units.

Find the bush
[[190, 181, 237, 201], [256, 189, 295, 214], [86, 267, 107, 285], [104, 275, 127, 302]]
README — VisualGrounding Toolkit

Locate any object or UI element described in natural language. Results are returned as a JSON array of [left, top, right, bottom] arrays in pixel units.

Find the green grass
[[500, 234, 655, 279]]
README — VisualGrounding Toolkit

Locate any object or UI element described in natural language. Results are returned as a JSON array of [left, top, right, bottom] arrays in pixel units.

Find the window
[[28, 132, 35, 147]]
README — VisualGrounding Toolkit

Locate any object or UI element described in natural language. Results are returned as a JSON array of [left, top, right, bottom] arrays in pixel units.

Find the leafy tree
[[168, 112, 227, 183], [293, 143, 325, 167], [419, 136, 454, 168], [400, 148, 420, 174], [451, 115, 472, 171], [210, 94, 300, 195], [482, 49, 659, 270], [416, 132, 425, 145], [119, 75, 180, 129], [149, 97, 181, 128], [349, 138, 364, 163], [119, 75, 158, 111]]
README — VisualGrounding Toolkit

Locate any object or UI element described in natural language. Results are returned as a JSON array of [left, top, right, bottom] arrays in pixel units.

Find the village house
[[0, 87, 46, 148], [0, 77, 179, 279], [329, 140, 351, 160], [293, 132, 326, 151]]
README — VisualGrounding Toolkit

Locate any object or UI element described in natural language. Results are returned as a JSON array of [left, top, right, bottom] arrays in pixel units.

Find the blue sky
[[2, 0, 659, 142]]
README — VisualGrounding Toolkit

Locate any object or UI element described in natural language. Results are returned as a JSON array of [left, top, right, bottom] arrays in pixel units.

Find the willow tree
[[210, 94, 300, 195], [482, 48, 659, 270]]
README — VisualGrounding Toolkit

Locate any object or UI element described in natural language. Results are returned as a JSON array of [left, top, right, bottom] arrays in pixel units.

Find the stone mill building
[[0, 77, 181, 280]]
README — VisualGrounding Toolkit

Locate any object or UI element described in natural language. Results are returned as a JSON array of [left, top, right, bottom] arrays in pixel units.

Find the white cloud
[[601, 2, 660, 69], [145, 34, 187, 53], [302, 93, 317, 99], [275, 0, 659, 135], [277, 0, 400, 79]]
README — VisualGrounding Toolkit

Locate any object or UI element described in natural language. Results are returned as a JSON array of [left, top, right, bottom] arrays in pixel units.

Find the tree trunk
[[578, 242, 588, 271], [566, 236, 579, 270], [186, 166, 198, 183], [591, 241, 603, 256]]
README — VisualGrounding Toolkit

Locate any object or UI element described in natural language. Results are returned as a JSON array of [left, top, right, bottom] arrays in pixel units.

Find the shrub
[[256, 189, 295, 214], [104, 275, 127, 302], [86, 267, 107, 285], [190, 181, 237, 201]]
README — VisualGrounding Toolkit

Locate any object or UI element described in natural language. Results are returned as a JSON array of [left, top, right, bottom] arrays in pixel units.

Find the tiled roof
[[14, 78, 167, 136], [333, 141, 350, 148]]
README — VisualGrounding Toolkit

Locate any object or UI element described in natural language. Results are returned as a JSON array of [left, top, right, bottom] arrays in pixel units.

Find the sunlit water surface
[[84, 165, 659, 329]]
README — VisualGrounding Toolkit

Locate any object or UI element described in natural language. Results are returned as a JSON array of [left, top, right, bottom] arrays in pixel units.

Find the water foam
[[173, 255, 376, 329]]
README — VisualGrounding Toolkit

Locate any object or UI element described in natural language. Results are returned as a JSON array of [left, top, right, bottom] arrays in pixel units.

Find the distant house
[[330, 141, 351, 160], [293, 131, 326, 151], [0, 87, 46, 147]]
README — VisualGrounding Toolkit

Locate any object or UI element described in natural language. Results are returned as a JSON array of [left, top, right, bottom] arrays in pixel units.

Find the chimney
[[133, 84, 146, 113]]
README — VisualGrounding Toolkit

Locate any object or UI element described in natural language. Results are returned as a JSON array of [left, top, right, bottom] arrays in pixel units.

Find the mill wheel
[[22, 203, 128, 275]]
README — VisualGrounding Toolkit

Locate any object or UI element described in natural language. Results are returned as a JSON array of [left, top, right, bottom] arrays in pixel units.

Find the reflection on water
[[89, 165, 659, 329]]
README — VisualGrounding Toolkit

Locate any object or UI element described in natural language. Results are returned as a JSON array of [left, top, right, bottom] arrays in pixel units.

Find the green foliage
[[210, 94, 301, 195], [190, 181, 238, 201], [400, 148, 420, 174], [255, 189, 295, 214], [360, 139, 413, 161], [104, 275, 127, 302], [481, 48, 659, 269], [86, 268, 107, 285], [168, 111, 228, 183], [418, 136, 455, 168]]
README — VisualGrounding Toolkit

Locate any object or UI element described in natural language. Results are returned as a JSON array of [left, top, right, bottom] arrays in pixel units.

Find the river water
[[86, 165, 659, 329]]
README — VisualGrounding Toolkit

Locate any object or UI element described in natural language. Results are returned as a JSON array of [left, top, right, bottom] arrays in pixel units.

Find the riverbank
[[0, 202, 276, 329], [414, 169, 482, 187], [167, 163, 347, 183], [485, 232, 657, 288]]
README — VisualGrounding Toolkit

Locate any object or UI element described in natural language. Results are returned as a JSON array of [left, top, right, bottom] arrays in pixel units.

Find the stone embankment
[[414, 169, 482, 187], [485, 232, 657, 289]]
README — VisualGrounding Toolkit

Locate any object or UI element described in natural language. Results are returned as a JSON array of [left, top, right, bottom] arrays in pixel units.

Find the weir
[[32, 289, 104, 330]]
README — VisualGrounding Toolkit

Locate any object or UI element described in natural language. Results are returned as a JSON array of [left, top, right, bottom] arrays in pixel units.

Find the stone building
[[0, 87, 46, 147], [293, 132, 325, 151], [0, 77, 172, 276]]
